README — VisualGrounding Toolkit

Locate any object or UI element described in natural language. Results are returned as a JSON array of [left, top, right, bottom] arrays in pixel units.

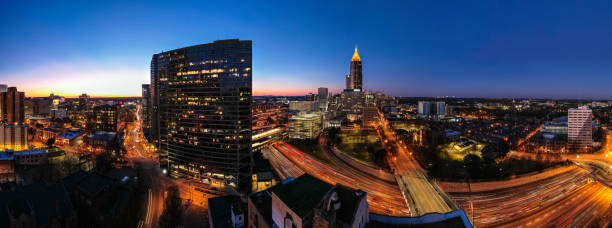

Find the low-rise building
[[0, 182, 76, 228], [249, 174, 369, 228], [85, 131, 120, 155], [288, 112, 324, 140], [208, 195, 246, 228], [12, 149, 48, 166]]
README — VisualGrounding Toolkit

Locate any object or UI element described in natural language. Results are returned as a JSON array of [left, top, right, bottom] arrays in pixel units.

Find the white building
[[568, 106, 592, 153], [418, 101, 431, 115]]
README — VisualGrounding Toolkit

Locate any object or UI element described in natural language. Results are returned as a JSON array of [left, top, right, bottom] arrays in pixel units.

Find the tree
[[45, 138, 55, 148]]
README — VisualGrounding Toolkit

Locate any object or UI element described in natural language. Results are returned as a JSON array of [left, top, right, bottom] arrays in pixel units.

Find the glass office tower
[[151, 39, 252, 189]]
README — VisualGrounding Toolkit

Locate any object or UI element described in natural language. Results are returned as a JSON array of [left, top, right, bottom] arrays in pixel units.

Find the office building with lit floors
[[151, 39, 252, 190], [93, 104, 118, 132], [568, 106, 593, 153], [350, 48, 362, 90], [141, 84, 152, 141], [0, 87, 28, 151]]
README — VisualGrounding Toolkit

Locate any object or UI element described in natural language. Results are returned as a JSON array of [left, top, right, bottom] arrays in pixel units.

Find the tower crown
[[351, 47, 361, 62]]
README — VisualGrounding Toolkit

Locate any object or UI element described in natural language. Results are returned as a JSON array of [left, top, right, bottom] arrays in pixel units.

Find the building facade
[[151, 39, 252, 189], [350, 48, 362, 91], [345, 74, 353, 90], [318, 87, 328, 111], [141, 84, 152, 141], [289, 112, 323, 140], [93, 105, 118, 132], [0, 124, 28, 151], [436, 101, 446, 117], [568, 106, 592, 153], [0, 87, 25, 124], [78, 93, 90, 111], [288, 101, 316, 112]]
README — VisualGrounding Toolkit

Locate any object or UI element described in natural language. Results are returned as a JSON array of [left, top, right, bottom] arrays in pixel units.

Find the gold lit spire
[[351, 47, 361, 62]]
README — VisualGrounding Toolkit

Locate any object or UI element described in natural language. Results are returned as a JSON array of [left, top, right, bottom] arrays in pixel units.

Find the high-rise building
[[0, 124, 28, 151], [151, 39, 252, 189], [436, 101, 446, 117], [78, 93, 90, 111], [341, 90, 364, 113], [418, 101, 432, 116], [0, 86, 27, 151], [0, 87, 25, 124], [141, 84, 151, 141], [318, 87, 328, 111], [345, 74, 353, 90], [93, 104, 118, 132], [24, 98, 34, 118], [568, 106, 592, 152], [350, 48, 362, 90], [365, 90, 374, 106], [362, 106, 378, 128], [306, 93, 317, 101]]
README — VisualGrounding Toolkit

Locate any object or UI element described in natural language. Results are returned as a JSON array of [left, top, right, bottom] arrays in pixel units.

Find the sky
[[1, 1, 611, 99]]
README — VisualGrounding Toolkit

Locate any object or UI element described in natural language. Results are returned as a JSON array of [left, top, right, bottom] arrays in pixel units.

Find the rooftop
[[249, 191, 273, 226], [208, 195, 244, 228], [272, 173, 333, 217], [89, 131, 117, 141], [58, 130, 83, 140], [334, 184, 367, 225], [351, 47, 361, 62], [12, 148, 46, 156], [0, 182, 73, 227]]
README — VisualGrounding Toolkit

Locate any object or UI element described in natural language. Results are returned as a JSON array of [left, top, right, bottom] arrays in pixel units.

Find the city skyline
[[1, 1, 612, 99]]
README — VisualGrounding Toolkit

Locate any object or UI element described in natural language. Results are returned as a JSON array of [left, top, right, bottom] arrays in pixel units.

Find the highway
[[377, 111, 455, 215], [448, 166, 590, 225], [492, 182, 612, 227], [271, 142, 410, 216], [261, 146, 305, 179]]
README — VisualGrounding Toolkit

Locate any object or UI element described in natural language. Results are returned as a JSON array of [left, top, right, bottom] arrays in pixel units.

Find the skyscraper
[[0, 87, 25, 124], [418, 101, 431, 116], [0, 86, 27, 151], [436, 101, 446, 117], [345, 74, 353, 90], [568, 106, 592, 153], [350, 47, 362, 91], [142, 84, 151, 141], [151, 39, 252, 189], [318, 87, 328, 111]]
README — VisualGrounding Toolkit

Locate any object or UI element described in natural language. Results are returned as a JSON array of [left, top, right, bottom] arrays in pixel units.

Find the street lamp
[[162, 169, 167, 174]]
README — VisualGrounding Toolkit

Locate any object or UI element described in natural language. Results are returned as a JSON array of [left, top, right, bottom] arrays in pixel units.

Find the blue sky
[[1, 0, 611, 99]]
